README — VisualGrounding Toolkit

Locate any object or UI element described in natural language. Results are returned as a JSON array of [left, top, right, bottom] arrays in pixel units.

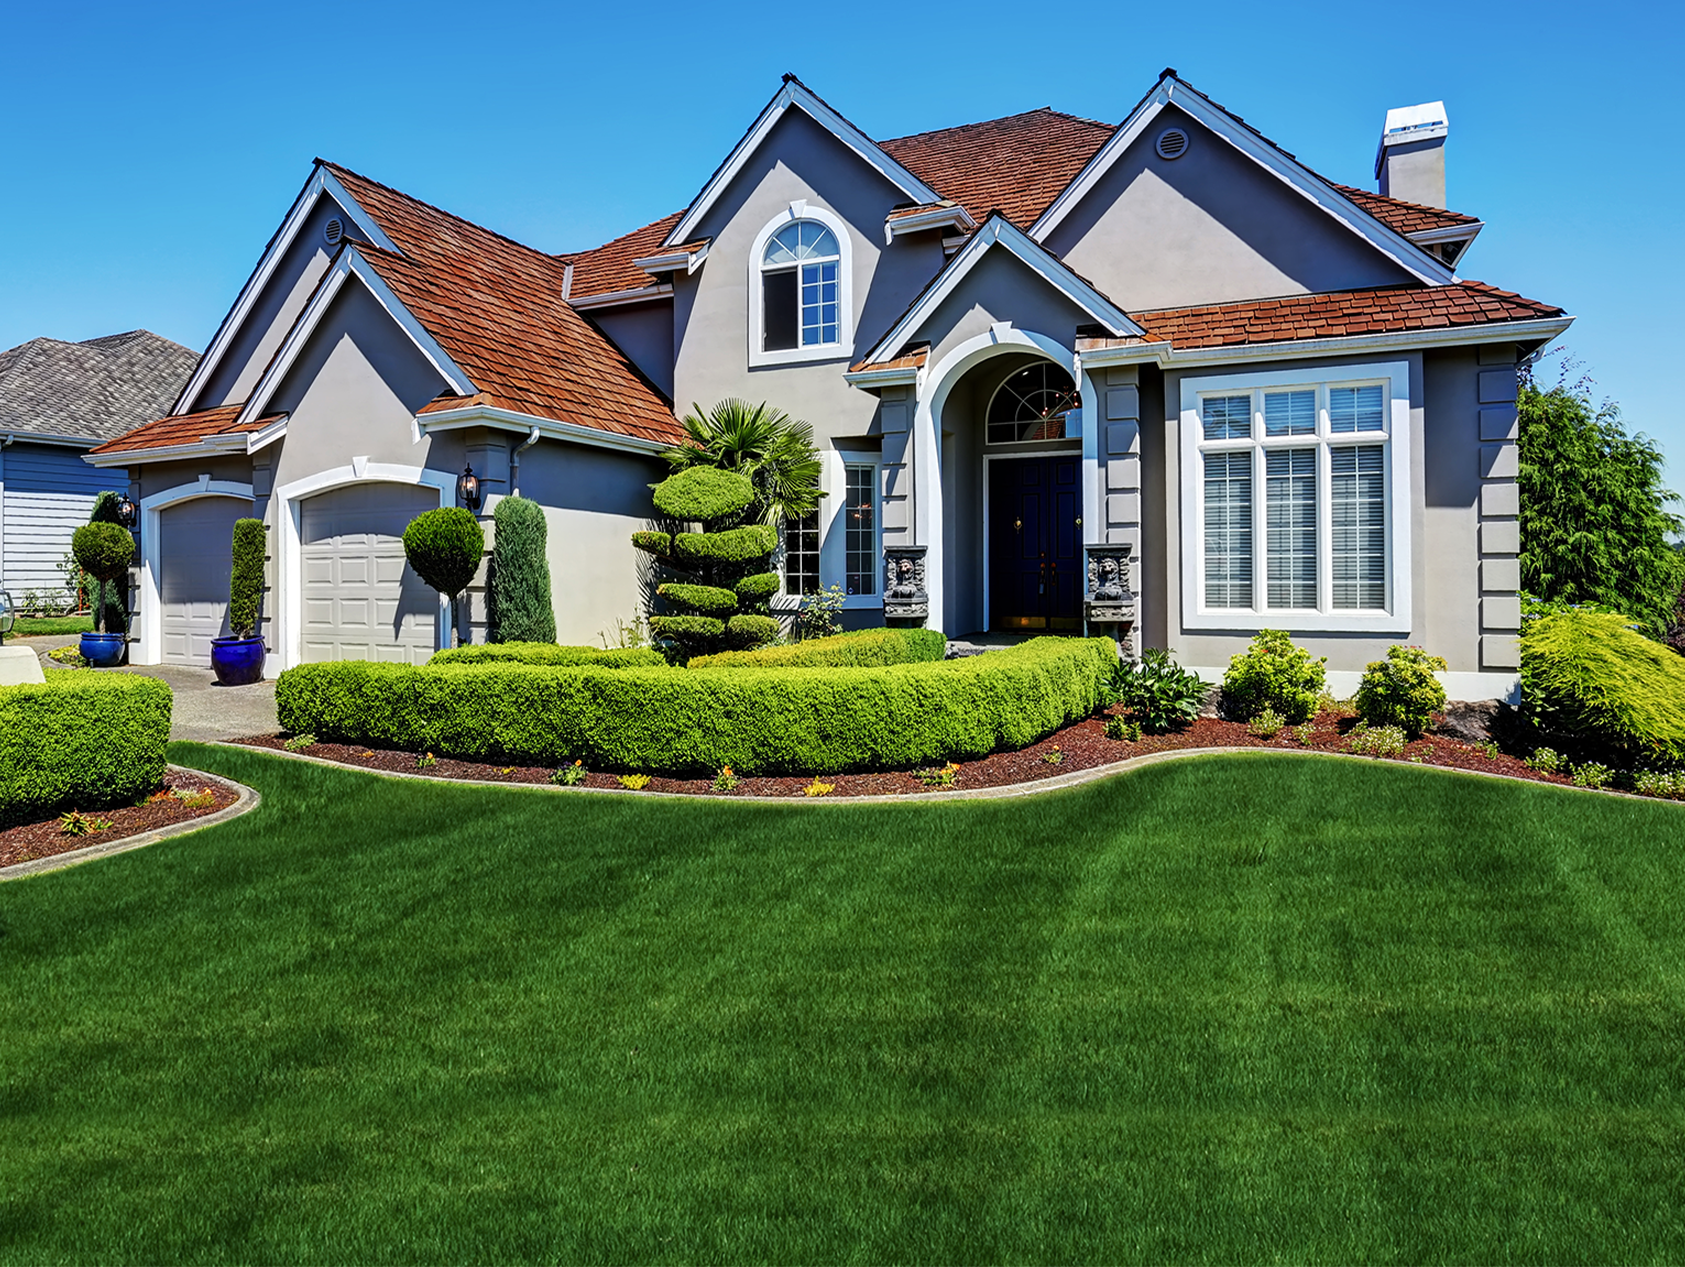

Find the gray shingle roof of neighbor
[[0, 330, 200, 444]]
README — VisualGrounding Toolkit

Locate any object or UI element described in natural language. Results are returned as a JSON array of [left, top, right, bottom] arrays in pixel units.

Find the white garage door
[[159, 496, 252, 666], [299, 482, 440, 665]]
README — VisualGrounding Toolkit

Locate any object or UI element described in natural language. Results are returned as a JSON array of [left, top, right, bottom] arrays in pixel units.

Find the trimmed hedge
[[690, 627, 947, 669], [429, 643, 666, 670], [1521, 609, 1685, 762], [651, 466, 754, 522], [488, 496, 556, 644], [402, 507, 484, 599], [277, 636, 1116, 774], [0, 673, 172, 823]]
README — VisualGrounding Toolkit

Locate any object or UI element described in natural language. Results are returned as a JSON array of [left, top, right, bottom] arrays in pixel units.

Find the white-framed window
[[1179, 361, 1412, 633], [843, 463, 877, 595], [986, 361, 1080, 444], [783, 511, 821, 597], [748, 203, 852, 367]]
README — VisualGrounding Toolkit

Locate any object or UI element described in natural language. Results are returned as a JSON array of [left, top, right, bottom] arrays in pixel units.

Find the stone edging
[[197, 741, 1681, 808], [0, 766, 262, 882]]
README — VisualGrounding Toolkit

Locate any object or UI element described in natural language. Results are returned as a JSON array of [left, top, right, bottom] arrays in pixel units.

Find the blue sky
[[2, 1, 1679, 484]]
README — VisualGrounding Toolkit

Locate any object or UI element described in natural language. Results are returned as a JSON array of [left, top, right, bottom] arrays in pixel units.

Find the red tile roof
[[847, 344, 930, 375], [1332, 184, 1481, 236], [1119, 281, 1563, 350], [86, 403, 283, 455], [561, 213, 682, 299]]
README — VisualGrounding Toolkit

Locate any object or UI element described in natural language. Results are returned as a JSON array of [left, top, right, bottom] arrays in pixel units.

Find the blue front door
[[989, 456, 1082, 631]]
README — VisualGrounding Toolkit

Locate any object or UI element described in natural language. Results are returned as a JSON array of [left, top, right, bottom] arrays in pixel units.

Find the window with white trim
[[784, 511, 820, 597], [1190, 370, 1403, 625], [761, 221, 840, 352], [843, 464, 877, 595]]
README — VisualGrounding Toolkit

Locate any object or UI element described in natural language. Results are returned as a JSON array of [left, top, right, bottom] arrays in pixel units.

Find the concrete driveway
[[18, 635, 277, 742]]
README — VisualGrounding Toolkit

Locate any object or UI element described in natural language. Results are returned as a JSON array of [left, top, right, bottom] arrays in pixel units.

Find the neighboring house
[[0, 330, 197, 599], [89, 71, 1568, 697]]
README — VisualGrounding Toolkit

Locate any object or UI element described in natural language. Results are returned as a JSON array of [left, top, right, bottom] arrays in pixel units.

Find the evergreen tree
[[488, 496, 556, 644]]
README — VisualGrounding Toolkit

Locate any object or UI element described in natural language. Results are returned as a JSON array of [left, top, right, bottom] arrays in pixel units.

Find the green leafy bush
[[402, 508, 484, 599], [796, 584, 846, 640], [86, 491, 131, 634], [488, 496, 555, 645], [672, 525, 779, 563], [651, 466, 755, 522], [1633, 769, 1685, 799], [0, 673, 171, 823], [1526, 746, 1565, 774], [276, 636, 1116, 775], [1354, 645, 1447, 736], [657, 583, 737, 613], [725, 614, 780, 646], [689, 628, 946, 670], [71, 522, 136, 635], [1247, 708, 1285, 739], [734, 572, 781, 602], [1520, 609, 1685, 763], [1347, 722, 1406, 758], [228, 518, 266, 639], [429, 643, 665, 669], [1222, 630, 1327, 724], [1105, 648, 1207, 732], [1570, 761, 1614, 790], [1104, 715, 1142, 742]]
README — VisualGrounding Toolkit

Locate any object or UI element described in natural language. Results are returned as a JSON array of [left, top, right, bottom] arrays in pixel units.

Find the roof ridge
[[558, 209, 684, 263], [878, 105, 1115, 146]]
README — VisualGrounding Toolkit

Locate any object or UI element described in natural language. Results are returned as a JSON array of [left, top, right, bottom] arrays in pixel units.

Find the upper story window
[[749, 205, 852, 367], [987, 362, 1080, 444]]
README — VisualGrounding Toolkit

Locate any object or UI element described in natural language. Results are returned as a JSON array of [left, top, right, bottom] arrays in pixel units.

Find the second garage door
[[159, 495, 253, 666], [300, 482, 440, 665]]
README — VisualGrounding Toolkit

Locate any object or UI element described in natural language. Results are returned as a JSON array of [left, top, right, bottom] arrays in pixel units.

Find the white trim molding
[[1177, 360, 1414, 635], [271, 462, 455, 675], [567, 283, 672, 311], [884, 202, 977, 245], [415, 403, 672, 457], [663, 75, 942, 248], [83, 425, 278, 468], [748, 202, 856, 369], [132, 479, 256, 666], [633, 242, 710, 276]]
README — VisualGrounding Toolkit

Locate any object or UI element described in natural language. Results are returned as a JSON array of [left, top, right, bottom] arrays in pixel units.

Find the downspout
[[510, 427, 541, 498]]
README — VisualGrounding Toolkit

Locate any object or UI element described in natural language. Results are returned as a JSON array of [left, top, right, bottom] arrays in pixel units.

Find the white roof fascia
[[1029, 80, 1459, 287], [1, 430, 94, 449], [633, 242, 710, 276], [244, 414, 290, 455], [83, 437, 233, 467], [884, 204, 978, 245], [237, 247, 475, 427], [1077, 314, 1573, 370], [1407, 222, 1484, 247], [662, 79, 943, 248], [842, 364, 921, 388], [568, 283, 674, 311], [415, 403, 672, 457], [857, 216, 1145, 368], [172, 165, 403, 417]]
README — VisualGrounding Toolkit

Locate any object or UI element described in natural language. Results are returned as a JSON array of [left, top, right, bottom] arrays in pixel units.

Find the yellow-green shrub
[[689, 628, 946, 669], [1521, 609, 1685, 761], [0, 674, 171, 822]]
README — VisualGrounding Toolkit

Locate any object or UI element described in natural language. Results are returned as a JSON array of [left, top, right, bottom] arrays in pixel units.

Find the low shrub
[[552, 761, 587, 787], [1633, 769, 1685, 799], [0, 673, 171, 822], [429, 643, 666, 669], [618, 773, 651, 791], [1105, 716, 1142, 742], [1222, 630, 1327, 724], [276, 636, 1116, 775], [1570, 761, 1614, 790], [1355, 645, 1447, 736], [1347, 722, 1407, 758], [1527, 746, 1566, 774], [1521, 609, 1685, 763], [1105, 647, 1207, 732], [689, 628, 946, 670], [1247, 708, 1285, 739]]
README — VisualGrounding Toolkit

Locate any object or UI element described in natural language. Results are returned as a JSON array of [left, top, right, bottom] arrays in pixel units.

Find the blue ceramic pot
[[210, 636, 266, 686], [79, 631, 126, 668]]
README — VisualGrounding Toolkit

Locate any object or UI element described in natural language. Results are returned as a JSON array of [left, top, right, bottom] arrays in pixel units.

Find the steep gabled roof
[[1329, 184, 1481, 236], [0, 330, 198, 443]]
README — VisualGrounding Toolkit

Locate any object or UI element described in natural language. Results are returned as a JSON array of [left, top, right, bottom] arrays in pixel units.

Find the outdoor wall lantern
[[113, 493, 138, 529], [457, 463, 482, 512]]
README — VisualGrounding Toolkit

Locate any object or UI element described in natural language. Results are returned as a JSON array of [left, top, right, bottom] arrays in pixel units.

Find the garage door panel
[[158, 496, 251, 665], [299, 482, 441, 666]]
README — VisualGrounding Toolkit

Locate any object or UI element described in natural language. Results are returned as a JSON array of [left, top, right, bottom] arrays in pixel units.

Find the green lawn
[[2, 745, 1683, 1264], [10, 614, 93, 637]]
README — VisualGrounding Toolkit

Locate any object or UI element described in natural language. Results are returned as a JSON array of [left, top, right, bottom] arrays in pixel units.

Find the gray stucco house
[[89, 71, 1569, 697], [0, 330, 197, 598]]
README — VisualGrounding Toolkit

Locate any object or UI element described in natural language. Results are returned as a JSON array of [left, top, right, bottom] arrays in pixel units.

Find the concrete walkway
[[15, 635, 277, 742]]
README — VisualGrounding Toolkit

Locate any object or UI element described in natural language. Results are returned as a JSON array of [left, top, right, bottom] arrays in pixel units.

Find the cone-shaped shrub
[[228, 518, 266, 639], [488, 496, 556, 644]]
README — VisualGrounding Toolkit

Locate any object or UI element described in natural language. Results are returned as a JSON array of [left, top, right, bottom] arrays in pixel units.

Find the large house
[[88, 71, 1568, 697], [0, 330, 196, 598]]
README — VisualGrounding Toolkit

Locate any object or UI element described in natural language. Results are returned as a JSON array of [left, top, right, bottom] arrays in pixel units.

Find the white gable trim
[[236, 246, 474, 427], [662, 77, 943, 248], [174, 165, 402, 416], [857, 216, 1144, 369], [416, 403, 671, 457], [1029, 80, 1458, 287]]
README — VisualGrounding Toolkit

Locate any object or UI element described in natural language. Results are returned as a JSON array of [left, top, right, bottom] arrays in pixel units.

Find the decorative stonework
[[883, 545, 929, 620], [1084, 544, 1135, 654]]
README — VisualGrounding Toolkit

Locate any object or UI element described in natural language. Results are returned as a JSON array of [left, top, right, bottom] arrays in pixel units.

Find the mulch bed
[[0, 774, 240, 870], [233, 708, 1577, 799]]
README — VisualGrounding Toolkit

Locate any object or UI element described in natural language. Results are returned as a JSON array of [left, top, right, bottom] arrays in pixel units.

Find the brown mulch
[[232, 708, 1578, 799], [0, 774, 240, 870]]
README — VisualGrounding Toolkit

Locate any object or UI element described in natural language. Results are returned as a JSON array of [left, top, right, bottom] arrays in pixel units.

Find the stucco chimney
[[1375, 101, 1448, 207]]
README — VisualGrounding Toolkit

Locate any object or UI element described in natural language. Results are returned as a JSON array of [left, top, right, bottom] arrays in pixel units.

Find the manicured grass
[[11, 614, 93, 637], [2, 745, 1684, 1263]]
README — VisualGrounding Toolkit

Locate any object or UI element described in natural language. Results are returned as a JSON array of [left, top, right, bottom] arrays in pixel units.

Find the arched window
[[986, 362, 1080, 444], [760, 220, 841, 352]]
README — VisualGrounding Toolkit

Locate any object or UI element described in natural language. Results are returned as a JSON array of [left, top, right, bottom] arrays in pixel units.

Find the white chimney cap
[[1382, 101, 1448, 141]]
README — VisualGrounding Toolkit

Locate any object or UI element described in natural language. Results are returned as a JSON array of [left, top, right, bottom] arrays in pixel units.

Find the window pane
[[1203, 451, 1252, 608], [1202, 394, 1252, 440], [845, 465, 876, 595], [784, 511, 820, 596], [763, 270, 798, 351], [765, 225, 801, 265], [1265, 448, 1317, 608], [1332, 446, 1386, 609], [1264, 389, 1315, 436], [1330, 384, 1385, 433], [987, 362, 1076, 443], [800, 260, 839, 346]]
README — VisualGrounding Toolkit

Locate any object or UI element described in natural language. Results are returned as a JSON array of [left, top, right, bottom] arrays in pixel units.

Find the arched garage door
[[158, 495, 253, 666], [299, 482, 439, 665]]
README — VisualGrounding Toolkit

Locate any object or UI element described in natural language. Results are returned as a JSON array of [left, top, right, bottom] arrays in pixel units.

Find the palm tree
[[662, 399, 824, 524]]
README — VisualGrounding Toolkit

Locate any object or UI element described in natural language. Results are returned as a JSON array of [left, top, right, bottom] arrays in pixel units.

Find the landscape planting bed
[[0, 771, 240, 869]]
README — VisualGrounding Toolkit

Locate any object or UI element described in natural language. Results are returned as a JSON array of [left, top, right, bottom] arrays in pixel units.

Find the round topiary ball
[[71, 522, 135, 582], [652, 466, 755, 524], [402, 507, 485, 598]]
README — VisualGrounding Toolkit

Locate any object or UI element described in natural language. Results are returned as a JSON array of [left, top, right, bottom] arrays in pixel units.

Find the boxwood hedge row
[[689, 627, 947, 669], [428, 643, 667, 669], [0, 673, 172, 822], [278, 636, 1117, 774]]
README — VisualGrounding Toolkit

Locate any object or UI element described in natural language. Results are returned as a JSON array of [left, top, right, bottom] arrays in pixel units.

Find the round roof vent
[[1155, 127, 1190, 160], [323, 217, 345, 245]]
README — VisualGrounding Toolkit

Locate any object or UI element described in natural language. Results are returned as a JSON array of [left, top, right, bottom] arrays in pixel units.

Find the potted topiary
[[402, 507, 485, 648], [71, 521, 135, 667], [210, 517, 268, 685]]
